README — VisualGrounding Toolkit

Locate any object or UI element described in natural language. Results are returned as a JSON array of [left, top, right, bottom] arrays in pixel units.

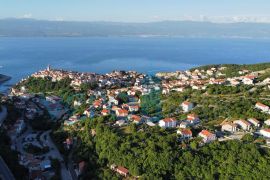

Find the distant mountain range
[[1, 18, 270, 38]]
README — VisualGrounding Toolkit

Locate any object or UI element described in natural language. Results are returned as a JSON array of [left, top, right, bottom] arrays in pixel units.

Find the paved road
[[44, 130, 73, 180], [67, 140, 78, 180], [0, 156, 15, 180]]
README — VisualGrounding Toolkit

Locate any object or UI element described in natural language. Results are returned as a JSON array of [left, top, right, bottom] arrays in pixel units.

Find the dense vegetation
[[140, 90, 162, 116], [68, 116, 270, 179], [162, 85, 270, 128]]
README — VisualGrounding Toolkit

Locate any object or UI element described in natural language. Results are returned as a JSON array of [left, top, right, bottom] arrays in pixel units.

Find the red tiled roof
[[180, 129, 192, 135], [256, 102, 269, 108], [101, 109, 109, 114], [162, 118, 176, 123], [262, 129, 270, 133], [200, 130, 213, 137], [131, 115, 141, 122], [187, 114, 198, 120], [182, 101, 191, 106], [117, 166, 129, 174]]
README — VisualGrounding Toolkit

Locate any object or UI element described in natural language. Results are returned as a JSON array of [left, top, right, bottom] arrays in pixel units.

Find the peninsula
[[1, 63, 270, 179], [0, 74, 11, 84]]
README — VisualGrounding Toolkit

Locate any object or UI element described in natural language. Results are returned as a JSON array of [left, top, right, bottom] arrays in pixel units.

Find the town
[[1, 63, 270, 179]]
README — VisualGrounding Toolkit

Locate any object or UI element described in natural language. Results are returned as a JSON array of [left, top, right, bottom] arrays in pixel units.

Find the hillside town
[[1, 64, 270, 179]]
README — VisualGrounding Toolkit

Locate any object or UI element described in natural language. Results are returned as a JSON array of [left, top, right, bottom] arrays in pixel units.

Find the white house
[[242, 75, 256, 85], [115, 109, 128, 117], [159, 118, 177, 128], [255, 102, 269, 112], [260, 129, 270, 138], [179, 121, 189, 128], [186, 114, 200, 125], [247, 118, 260, 127], [221, 122, 237, 133], [265, 119, 270, 126], [198, 130, 216, 143], [233, 119, 251, 131], [181, 101, 194, 112], [46, 95, 61, 104], [177, 129, 192, 139]]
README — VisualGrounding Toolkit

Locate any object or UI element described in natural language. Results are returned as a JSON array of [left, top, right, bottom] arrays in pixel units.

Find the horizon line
[[2, 17, 270, 25]]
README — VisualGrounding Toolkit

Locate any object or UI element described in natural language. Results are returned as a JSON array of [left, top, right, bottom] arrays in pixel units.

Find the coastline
[[0, 74, 11, 84]]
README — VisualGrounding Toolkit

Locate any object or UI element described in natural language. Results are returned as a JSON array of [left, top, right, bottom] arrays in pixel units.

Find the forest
[[66, 116, 270, 179]]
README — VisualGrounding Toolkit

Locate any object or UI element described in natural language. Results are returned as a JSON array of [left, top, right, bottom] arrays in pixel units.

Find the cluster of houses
[[32, 66, 149, 91], [157, 66, 270, 95], [19, 154, 53, 179]]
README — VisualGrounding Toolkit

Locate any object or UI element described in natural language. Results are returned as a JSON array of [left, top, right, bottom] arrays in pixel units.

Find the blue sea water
[[0, 37, 270, 90]]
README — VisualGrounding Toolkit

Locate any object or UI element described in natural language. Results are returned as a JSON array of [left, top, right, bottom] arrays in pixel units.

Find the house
[[198, 130, 216, 143], [115, 109, 129, 117], [265, 119, 270, 126], [116, 166, 129, 177], [159, 118, 177, 128], [130, 115, 142, 124], [181, 101, 194, 112], [46, 95, 61, 104], [83, 108, 95, 118], [177, 129, 192, 139], [73, 100, 82, 107], [115, 120, 126, 126], [242, 75, 256, 85], [78, 161, 86, 175], [64, 138, 73, 150], [247, 118, 260, 127], [221, 122, 237, 133], [186, 114, 200, 125], [255, 102, 269, 112], [233, 119, 251, 131], [93, 100, 102, 108], [179, 121, 189, 128], [128, 105, 139, 112], [101, 109, 110, 116], [260, 129, 270, 138]]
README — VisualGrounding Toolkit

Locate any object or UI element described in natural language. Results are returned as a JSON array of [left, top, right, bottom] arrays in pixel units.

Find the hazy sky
[[1, 0, 270, 22]]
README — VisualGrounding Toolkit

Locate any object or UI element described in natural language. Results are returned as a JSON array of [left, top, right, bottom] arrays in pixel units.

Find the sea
[[0, 36, 270, 92]]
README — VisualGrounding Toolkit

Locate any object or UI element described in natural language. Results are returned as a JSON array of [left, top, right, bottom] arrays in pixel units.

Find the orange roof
[[256, 102, 269, 108], [200, 130, 214, 137], [182, 101, 191, 106], [117, 109, 128, 115], [244, 75, 256, 79], [262, 129, 270, 133], [131, 115, 141, 122], [101, 109, 109, 114], [117, 166, 129, 174], [163, 118, 176, 123], [180, 129, 192, 135], [187, 114, 198, 120]]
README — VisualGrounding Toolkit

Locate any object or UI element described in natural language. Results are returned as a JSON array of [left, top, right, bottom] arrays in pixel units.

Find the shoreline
[[0, 74, 11, 84]]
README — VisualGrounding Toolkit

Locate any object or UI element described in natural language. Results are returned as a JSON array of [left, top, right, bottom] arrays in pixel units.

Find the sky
[[1, 0, 270, 22]]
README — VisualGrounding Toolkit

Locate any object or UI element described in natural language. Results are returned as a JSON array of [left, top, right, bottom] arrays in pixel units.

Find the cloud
[[22, 13, 32, 18]]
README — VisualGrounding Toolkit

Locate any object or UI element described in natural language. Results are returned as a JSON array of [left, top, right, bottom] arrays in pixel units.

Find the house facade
[[198, 130, 216, 143], [159, 118, 177, 128]]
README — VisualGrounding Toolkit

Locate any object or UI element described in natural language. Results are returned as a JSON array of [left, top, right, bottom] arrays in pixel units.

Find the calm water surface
[[0, 37, 270, 91]]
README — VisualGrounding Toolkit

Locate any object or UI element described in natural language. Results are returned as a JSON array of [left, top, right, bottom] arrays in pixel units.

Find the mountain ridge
[[1, 18, 270, 38]]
